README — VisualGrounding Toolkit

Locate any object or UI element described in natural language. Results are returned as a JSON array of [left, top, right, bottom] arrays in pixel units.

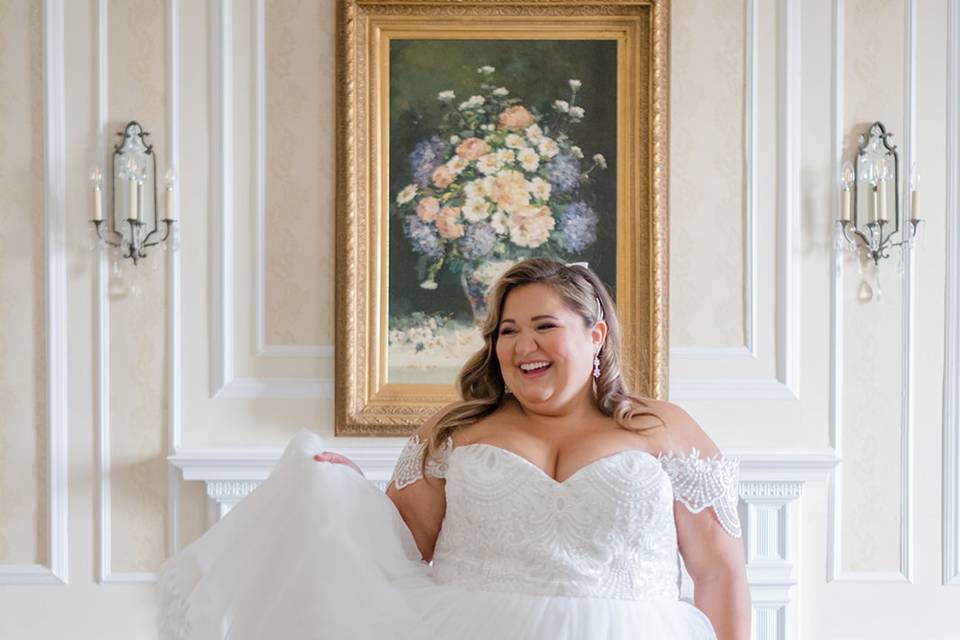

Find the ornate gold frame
[[336, 0, 670, 436]]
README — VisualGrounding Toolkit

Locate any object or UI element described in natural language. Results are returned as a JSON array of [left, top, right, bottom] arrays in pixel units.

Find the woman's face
[[495, 282, 605, 414]]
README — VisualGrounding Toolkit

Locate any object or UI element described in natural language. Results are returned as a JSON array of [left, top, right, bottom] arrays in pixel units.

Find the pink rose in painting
[[432, 164, 454, 189], [490, 170, 531, 214], [507, 205, 555, 248], [456, 137, 490, 162], [498, 105, 535, 131], [436, 207, 465, 239], [415, 196, 440, 222]]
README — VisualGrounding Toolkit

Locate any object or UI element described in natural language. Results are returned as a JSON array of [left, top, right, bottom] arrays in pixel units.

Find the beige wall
[[1, 0, 958, 637]]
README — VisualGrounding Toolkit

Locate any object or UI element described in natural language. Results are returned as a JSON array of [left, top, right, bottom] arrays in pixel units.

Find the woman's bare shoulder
[[626, 398, 687, 447], [448, 400, 516, 446], [632, 399, 721, 456]]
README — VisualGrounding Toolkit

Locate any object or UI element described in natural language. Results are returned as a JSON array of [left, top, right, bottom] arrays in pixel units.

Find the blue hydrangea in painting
[[546, 154, 581, 195], [392, 67, 609, 307], [403, 214, 444, 259], [459, 222, 497, 260], [557, 202, 598, 253], [408, 136, 448, 187]]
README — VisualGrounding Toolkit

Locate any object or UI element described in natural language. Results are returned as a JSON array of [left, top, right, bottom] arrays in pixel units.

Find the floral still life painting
[[388, 40, 618, 383]]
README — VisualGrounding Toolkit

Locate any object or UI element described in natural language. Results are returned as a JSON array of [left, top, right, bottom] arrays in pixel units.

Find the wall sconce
[[90, 121, 177, 265], [836, 121, 921, 265]]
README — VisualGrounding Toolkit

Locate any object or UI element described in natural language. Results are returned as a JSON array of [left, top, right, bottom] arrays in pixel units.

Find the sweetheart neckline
[[451, 442, 661, 486]]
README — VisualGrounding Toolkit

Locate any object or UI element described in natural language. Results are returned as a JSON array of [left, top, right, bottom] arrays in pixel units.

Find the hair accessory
[[566, 261, 589, 269]]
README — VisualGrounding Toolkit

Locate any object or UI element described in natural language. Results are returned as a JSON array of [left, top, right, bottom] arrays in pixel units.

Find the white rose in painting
[[571, 145, 584, 159], [569, 79, 582, 90], [492, 87, 509, 96], [505, 134, 526, 150], [464, 179, 486, 200], [553, 100, 570, 112], [476, 153, 502, 175], [437, 90, 455, 101], [396, 184, 417, 205], [446, 155, 467, 175], [538, 138, 560, 159], [529, 177, 552, 202], [569, 106, 585, 119], [593, 153, 607, 169], [496, 149, 516, 165], [525, 123, 544, 144], [517, 147, 539, 172], [462, 198, 491, 222]]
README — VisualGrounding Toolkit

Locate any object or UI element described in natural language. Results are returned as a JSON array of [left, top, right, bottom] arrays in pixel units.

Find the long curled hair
[[420, 258, 665, 471]]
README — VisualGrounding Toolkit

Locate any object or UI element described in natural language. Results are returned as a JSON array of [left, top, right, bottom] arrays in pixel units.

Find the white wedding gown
[[158, 429, 740, 639]]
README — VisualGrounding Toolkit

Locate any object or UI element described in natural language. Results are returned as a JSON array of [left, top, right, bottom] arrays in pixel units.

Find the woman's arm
[[385, 468, 446, 562], [657, 402, 752, 640]]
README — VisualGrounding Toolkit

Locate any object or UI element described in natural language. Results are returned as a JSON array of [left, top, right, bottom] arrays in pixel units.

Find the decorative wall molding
[[671, 0, 758, 363], [670, 377, 798, 400], [944, 0, 960, 588], [776, 0, 802, 399], [209, 0, 334, 397], [828, 0, 917, 584], [165, 0, 182, 558], [0, 0, 70, 587], [741, 479, 804, 640], [826, 0, 846, 588], [671, 0, 800, 403], [43, 0, 69, 587], [251, 0, 333, 360], [896, 0, 918, 586], [209, 0, 234, 397], [92, 0, 181, 584], [93, 0, 111, 585], [170, 445, 837, 516]]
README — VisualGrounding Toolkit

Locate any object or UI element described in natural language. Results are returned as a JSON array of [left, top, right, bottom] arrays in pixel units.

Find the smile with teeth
[[519, 361, 552, 374]]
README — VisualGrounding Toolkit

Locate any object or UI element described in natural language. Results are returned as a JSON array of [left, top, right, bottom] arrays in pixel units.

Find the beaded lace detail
[[658, 447, 742, 538], [430, 444, 742, 600], [389, 434, 454, 490]]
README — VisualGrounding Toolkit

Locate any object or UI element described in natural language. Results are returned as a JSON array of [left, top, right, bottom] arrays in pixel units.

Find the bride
[[158, 259, 750, 639]]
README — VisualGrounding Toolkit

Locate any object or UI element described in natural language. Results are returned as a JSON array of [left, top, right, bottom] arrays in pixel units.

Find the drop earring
[[593, 352, 601, 379]]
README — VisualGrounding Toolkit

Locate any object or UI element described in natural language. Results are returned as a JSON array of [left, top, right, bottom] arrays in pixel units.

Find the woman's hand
[[313, 451, 365, 478]]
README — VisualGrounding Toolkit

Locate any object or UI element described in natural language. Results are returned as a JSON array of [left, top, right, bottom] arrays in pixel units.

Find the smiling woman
[[158, 257, 749, 639]]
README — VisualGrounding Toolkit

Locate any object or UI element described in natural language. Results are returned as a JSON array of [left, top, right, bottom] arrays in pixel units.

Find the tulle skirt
[[158, 430, 717, 639]]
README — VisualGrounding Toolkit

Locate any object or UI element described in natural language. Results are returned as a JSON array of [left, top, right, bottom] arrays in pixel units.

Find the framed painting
[[336, 0, 670, 435]]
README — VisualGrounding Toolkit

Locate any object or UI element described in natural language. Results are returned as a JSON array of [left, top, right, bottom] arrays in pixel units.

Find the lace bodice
[[389, 435, 741, 602]]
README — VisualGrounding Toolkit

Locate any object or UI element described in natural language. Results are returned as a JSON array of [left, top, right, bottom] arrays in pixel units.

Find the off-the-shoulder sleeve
[[658, 447, 742, 538], [388, 434, 454, 490]]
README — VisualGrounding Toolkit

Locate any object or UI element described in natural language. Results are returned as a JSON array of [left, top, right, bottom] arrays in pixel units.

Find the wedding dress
[[158, 429, 741, 639]]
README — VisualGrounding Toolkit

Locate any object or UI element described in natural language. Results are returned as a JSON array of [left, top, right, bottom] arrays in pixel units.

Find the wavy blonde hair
[[420, 258, 665, 472]]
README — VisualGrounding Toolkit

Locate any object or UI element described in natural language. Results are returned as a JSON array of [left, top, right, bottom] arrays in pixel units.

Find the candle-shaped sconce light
[[910, 162, 919, 221], [91, 168, 103, 222], [126, 156, 138, 221], [836, 121, 922, 265], [840, 160, 857, 222], [840, 161, 854, 222], [164, 168, 176, 221], [876, 158, 889, 223], [868, 161, 879, 225]]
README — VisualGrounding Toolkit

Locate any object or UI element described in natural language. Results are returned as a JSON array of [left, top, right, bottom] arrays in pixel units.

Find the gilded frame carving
[[336, 0, 670, 435]]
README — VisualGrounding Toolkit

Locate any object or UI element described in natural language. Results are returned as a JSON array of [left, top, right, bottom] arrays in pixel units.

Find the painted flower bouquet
[[393, 65, 608, 319]]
